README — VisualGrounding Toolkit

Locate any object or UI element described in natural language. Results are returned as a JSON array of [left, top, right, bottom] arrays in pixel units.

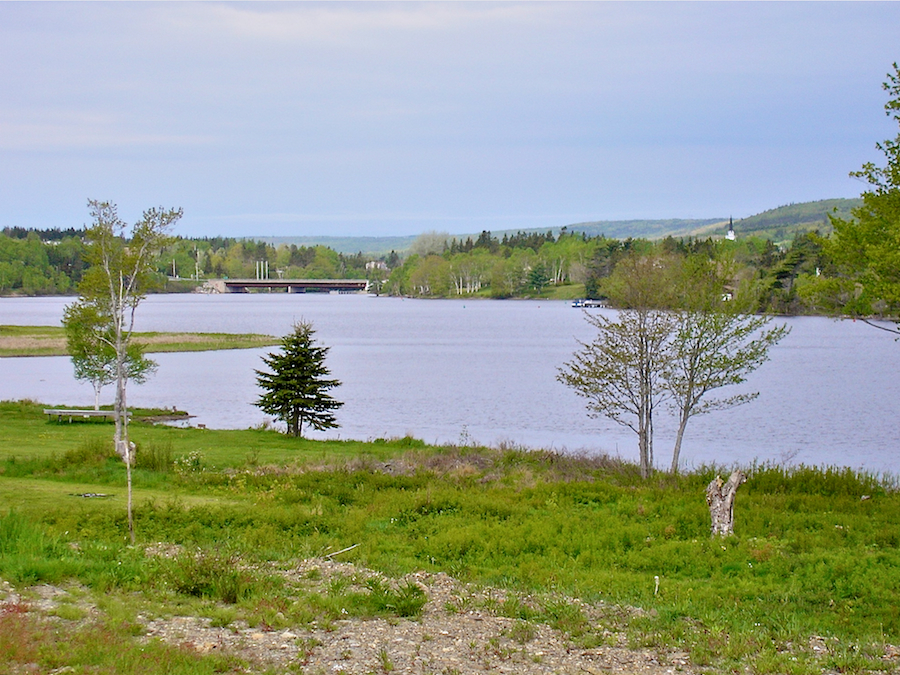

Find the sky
[[1, 2, 899, 239]]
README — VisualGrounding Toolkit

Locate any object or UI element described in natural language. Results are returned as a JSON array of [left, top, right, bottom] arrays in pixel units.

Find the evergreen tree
[[255, 322, 343, 437]]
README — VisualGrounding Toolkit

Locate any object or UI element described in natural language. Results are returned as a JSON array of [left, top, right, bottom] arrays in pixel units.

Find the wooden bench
[[43, 409, 131, 423]]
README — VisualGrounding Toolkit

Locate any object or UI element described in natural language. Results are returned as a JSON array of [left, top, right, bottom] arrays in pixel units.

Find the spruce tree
[[255, 321, 343, 437]]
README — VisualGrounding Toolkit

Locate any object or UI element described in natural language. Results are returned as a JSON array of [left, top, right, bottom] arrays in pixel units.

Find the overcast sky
[[1, 2, 898, 238]]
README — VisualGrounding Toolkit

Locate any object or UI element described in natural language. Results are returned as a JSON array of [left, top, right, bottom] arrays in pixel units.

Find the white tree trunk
[[706, 470, 746, 537], [93, 379, 102, 411]]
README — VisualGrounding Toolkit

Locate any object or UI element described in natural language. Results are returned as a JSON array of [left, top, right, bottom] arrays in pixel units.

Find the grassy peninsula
[[0, 400, 898, 674], [0, 325, 278, 358]]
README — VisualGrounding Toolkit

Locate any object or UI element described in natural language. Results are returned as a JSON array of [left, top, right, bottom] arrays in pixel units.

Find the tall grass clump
[[134, 440, 173, 472], [60, 437, 117, 468], [162, 551, 267, 604], [0, 510, 78, 584]]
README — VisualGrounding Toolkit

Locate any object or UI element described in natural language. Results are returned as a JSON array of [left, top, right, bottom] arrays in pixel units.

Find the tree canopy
[[559, 252, 787, 477], [825, 63, 900, 334], [62, 300, 156, 411]]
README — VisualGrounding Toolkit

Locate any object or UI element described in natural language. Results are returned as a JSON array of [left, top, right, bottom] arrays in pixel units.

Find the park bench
[[43, 409, 130, 423]]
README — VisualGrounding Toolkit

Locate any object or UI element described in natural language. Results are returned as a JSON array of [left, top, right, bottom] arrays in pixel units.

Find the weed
[[506, 619, 537, 644], [377, 646, 394, 672], [61, 437, 117, 467], [163, 551, 261, 604]]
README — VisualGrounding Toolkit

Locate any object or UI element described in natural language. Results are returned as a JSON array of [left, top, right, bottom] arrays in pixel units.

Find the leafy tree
[[666, 256, 789, 473], [409, 231, 449, 257], [826, 63, 900, 334], [62, 300, 156, 411], [74, 199, 180, 543], [559, 254, 680, 478], [560, 252, 787, 477], [255, 321, 343, 437]]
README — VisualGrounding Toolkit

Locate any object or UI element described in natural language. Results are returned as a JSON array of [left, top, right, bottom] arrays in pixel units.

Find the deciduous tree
[[62, 300, 156, 411], [560, 252, 787, 477], [255, 321, 343, 437], [827, 63, 900, 335], [74, 199, 180, 543], [558, 254, 680, 479], [666, 256, 789, 473]]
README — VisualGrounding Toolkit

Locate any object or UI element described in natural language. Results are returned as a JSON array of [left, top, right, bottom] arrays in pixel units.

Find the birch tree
[[62, 300, 156, 410], [73, 199, 180, 543]]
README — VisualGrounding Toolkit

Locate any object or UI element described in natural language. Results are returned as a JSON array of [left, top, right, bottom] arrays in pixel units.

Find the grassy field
[[1, 399, 899, 674], [0, 325, 279, 357]]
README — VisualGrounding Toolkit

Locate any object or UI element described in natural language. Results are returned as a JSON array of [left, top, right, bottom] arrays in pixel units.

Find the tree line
[[0, 231, 378, 295], [2, 218, 893, 322]]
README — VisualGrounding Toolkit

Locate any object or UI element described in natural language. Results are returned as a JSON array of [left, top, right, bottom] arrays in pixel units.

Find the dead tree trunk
[[706, 470, 746, 537]]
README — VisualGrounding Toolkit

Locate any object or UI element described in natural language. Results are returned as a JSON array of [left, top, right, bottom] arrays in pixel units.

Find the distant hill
[[245, 198, 862, 254], [692, 198, 861, 244], [563, 218, 726, 240], [251, 235, 417, 256]]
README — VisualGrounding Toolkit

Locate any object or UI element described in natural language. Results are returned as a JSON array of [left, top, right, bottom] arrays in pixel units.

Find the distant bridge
[[201, 279, 368, 294]]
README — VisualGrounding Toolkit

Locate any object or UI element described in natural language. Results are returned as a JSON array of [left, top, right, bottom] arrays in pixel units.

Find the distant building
[[725, 217, 736, 241]]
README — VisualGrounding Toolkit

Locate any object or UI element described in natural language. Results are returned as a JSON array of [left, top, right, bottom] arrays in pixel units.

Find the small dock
[[571, 299, 607, 308]]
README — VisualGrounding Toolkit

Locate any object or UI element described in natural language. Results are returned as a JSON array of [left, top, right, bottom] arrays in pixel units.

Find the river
[[1, 294, 898, 474]]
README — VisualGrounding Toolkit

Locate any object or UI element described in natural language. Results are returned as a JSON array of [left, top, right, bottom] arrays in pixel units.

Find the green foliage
[[62, 300, 157, 410], [0, 231, 80, 295], [255, 321, 343, 438], [163, 551, 261, 604], [823, 63, 900, 331], [134, 440, 173, 472], [561, 252, 788, 476]]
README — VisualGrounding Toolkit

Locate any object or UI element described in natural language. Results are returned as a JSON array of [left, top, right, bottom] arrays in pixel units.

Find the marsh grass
[[0, 325, 278, 357], [1, 400, 899, 674]]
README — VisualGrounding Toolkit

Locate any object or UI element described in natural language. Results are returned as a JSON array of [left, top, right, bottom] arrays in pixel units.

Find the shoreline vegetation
[[1, 399, 898, 674], [0, 324, 278, 358]]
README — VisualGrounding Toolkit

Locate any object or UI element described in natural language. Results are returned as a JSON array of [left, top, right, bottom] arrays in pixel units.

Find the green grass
[[1, 399, 899, 674]]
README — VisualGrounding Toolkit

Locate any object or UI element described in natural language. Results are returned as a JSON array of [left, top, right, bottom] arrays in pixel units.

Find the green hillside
[[719, 198, 861, 243], [564, 217, 725, 240], [244, 198, 863, 254]]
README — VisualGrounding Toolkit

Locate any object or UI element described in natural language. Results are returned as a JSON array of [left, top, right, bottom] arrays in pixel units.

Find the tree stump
[[706, 470, 746, 537]]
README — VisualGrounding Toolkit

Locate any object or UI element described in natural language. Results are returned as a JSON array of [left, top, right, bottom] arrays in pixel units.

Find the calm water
[[1, 294, 898, 474]]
